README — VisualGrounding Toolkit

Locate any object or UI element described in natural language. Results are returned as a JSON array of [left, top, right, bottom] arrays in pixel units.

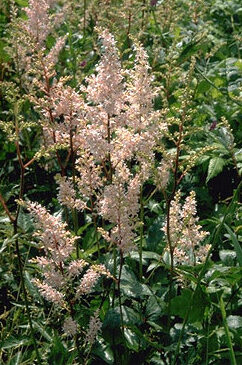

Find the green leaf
[[129, 251, 161, 262], [224, 224, 242, 267], [9, 351, 22, 365], [15, 0, 28, 6], [219, 295, 237, 365], [122, 306, 141, 326], [178, 39, 202, 64], [121, 266, 152, 298], [170, 286, 208, 323], [146, 216, 165, 252], [77, 222, 92, 236], [145, 295, 164, 321], [124, 328, 140, 351], [206, 157, 226, 182], [33, 321, 52, 342], [93, 339, 114, 364], [47, 333, 72, 365], [0, 336, 31, 349], [102, 308, 122, 344]]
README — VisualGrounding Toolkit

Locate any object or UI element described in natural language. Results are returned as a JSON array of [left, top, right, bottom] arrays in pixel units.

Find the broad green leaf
[[102, 308, 122, 344], [170, 286, 208, 322], [122, 306, 141, 325], [145, 295, 164, 321], [121, 266, 152, 298], [146, 216, 165, 252], [124, 328, 140, 351], [93, 339, 114, 364], [206, 157, 226, 182], [129, 251, 161, 262]]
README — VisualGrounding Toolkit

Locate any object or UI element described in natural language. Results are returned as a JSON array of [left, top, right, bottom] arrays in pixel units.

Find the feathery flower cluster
[[76, 152, 103, 200], [76, 264, 110, 297], [85, 310, 102, 346], [164, 191, 210, 265], [26, 201, 77, 262], [23, 0, 52, 45], [63, 317, 78, 337], [67, 259, 88, 278], [99, 174, 140, 252], [155, 160, 171, 191], [57, 176, 86, 211], [33, 279, 64, 305], [26, 200, 111, 310], [86, 28, 124, 117]]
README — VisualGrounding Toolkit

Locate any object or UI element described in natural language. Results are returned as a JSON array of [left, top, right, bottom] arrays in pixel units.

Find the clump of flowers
[[25, 200, 110, 339], [164, 191, 210, 265], [63, 317, 78, 337], [85, 310, 102, 346]]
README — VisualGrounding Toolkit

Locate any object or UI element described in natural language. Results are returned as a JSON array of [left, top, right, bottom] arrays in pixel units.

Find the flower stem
[[219, 294, 237, 365], [139, 187, 144, 281], [118, 251, 124, 337]]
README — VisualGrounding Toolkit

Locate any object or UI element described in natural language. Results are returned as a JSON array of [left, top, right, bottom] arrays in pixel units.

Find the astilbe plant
[[4, 1, 239, 363], [163, 190, 210, 266], [22, 24, 212, 352], [25, 200, 111, 314]]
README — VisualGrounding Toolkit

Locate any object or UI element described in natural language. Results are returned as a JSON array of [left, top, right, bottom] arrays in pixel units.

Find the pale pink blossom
[[76, 152, 104, 199], [57, 176, 76, 209], [155, 160, 171, 190], [45, 36, 67, 68], [76, 265, 111, 296], [43, 268, 64, 289], [85, 28, 124, 117], [68, 259, 88, 278], [164, 191, 210, 266], [99, 174, 140, 252], [76, 268, 102, 296], [85, 310, 102, 345], [26, 201, 77, 262], [63, 317, 78, 337], [24, 0, 51, 45], [33, 279, 64, 305]]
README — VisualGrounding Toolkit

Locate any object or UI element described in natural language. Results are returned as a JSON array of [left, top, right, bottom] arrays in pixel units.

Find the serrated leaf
[[206, 157, 226, 182]]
